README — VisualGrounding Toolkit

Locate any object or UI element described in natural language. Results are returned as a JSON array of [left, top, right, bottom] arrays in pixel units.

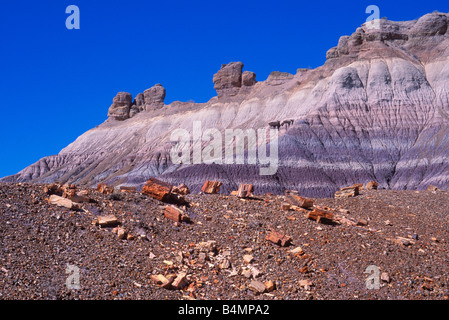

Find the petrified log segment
[[142, 178, 173, 201], [201, 180, 222, 194], [237, 184, 254, 198], [284, 190, 314, 209], [306, 208, 334, 223]]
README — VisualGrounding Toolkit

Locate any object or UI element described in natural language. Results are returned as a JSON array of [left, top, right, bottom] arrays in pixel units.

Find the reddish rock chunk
[[97, 183, 114, 195], [142, 178, 173, 201], [172, 183, 190, 195], [120, 186, 136, 193], [335, 186, 359, 198], [97, 215, 119, 228], [237, 184, 254, 198], [306, 208, 334, 223], [366, 181, 378, 190], [164, 205, 190, 223], [266, 231, 292, 247], [201, 180, 222, 194], [284, 190, 314, 209]]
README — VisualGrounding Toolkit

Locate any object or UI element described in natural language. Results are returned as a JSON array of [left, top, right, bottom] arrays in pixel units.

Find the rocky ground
[[1, 182, 449, 300]]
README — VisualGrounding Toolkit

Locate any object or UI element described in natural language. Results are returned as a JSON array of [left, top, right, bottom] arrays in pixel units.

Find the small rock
[[299, 279, 313, 290], [265, 280, 276, 292], [248, 280, 266, 294], [98, 215, 119, 228], [381, 272, 391, 283], [243, 255, 254, 264]]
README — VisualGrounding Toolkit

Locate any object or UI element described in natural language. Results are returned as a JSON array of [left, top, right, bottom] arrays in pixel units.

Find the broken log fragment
[[350, 183, 364, 190], [171, 272, 188, 290], [237, 184, 254, 198], [335, 186, 359, 198], [201, 180, 222, 194], [120, 186, 136, 193], [150, 274, 174, 289], [142, 178, 188, 206], [284, 190, 313, 209], [97, 214, 119, 228], [142, 178, 173, 201], [164, 205, 191, 223], [48, 195, 79, 210], [97, 183, 114, 195], [427, 185, 440, 191], [306, 208, 334, 223], [266, 231, 292, 247], [44, 183, 64, 196], [171, 184, 190, 195], [366, 181, 378, 190]]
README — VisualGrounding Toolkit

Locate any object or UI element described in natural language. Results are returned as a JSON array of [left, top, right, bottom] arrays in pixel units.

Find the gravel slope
[[1, 183, 448, 300]]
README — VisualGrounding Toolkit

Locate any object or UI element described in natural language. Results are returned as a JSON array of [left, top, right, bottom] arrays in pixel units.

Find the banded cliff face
[[4, 12, 449, 197]]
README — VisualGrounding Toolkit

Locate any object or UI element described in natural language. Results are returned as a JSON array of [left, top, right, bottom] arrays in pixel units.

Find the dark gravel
[[1, 183, 449, 300]]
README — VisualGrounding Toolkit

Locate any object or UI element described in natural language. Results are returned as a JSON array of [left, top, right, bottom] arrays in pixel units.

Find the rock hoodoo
[[108, 84, 166, 121], [107, 92, 133, 121], [213, 62, 256, 97]]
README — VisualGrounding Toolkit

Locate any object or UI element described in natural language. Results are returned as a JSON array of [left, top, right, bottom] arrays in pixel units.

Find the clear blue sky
[[0, 0, 448, 178]]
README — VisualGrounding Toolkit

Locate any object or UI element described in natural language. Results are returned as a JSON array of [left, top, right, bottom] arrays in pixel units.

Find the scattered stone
[[266, 231, 292, 247], [380, 272, 391, 283], [120, 186, 136, 193], [44, 183, 64, 196], [150, 274, 174, 289], [281, 202, 291, 211], [366, 181, 379, 190], [220, 259, 231, 269], [97, 215, 119, 228], [237, 184, 254, 198], [306, 208, 334, 223], [284, 190, 314, 209], [427, 185, 440, 191], [164, 205, 191, 223], [248, 280, 266, 294], [48, 195, 79, 210], [201, 180, 223, 194], [117, 227, 126, 240], [289, 246, 304, 256], [172, 184, 190, 195], [171, 272, 188, 290], [356, 219, 368, 226], [298, 279, 313, 290], [242, 269, 252, 278], [97, 183, 114, 195], [265, 280, 276, 292], [197, 241, 218, 254], [142, 178, 173, 202], [335, 186, 359, 198], [243, 255, 254, 264]]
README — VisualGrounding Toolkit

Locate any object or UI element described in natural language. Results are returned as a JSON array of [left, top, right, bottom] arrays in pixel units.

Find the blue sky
[[0, 0, 448, 178]]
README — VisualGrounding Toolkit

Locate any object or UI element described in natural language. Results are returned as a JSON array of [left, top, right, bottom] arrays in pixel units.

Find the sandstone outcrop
[[213, 62, 243, 97], [107, 92, 133, 120], [143, 84, 166, 109]]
